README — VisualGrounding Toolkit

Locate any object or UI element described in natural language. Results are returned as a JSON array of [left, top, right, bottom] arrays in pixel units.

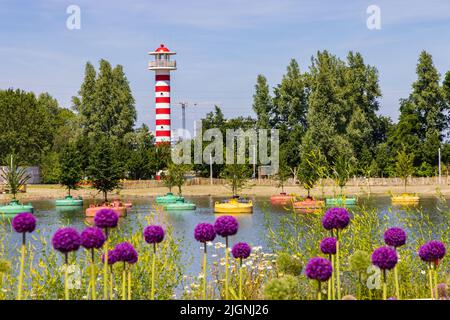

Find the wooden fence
[[120, 176, 449, 189]]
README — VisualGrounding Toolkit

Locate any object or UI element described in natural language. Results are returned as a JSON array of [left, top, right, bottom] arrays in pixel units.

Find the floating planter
[[214, 198, 253, 214], [391, 193, 419, 205], [0, 200, 33, 215], [164, 198, 196, 211], [86, 200, 130, 217], [325, 197, 357, 206], [293, 197, 324, 213], [270, 192, 294, 205], [155, 192, 184, 204], [55, 195, 83, 207]]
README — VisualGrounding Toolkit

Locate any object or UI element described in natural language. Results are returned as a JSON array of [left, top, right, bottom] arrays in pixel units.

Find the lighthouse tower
[[148, 44, 177, 144]]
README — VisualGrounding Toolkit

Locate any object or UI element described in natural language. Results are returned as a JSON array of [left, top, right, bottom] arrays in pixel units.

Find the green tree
[[274, 155, 291, 194], [72, 60, 136, 140], [124, 125, 157, 179], [252, 74, 272, 129], [0, 155, 30, 200], [164, 163, 192, 195], [40, 152, 61, 184], [395, 148, 415, 192], [298, 149, 320, 198], [221, 164, 251, 197], [391, 52, 447, 170], [0, 89, 53, 164], [332, 153, 353, 196], [86, 136, 123, 202], [59, 143, 83, 196], [302, 51, 354, 165]]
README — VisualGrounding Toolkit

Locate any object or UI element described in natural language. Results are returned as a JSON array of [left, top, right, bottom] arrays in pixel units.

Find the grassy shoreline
[[1, 183, 448, 202]]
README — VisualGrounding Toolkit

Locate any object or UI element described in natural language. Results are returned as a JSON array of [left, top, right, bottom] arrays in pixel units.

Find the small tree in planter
[[221, 163, 251, 198], [161, 169, 176, 193], [86, 136, 123, 203], [163, 163, 192, 195], [395, 148, 415, 193], [298, 150, 320, 198], [59, 143, 83, 197], [0, 154, 30, 201], [274, 161, 291, 194], [332, 154, 353, 197]]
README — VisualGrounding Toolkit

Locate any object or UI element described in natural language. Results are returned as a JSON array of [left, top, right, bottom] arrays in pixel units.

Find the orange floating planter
[[293, 197, 324, 213], [85, 200, 130, 217], [270, 192, 294, 205]]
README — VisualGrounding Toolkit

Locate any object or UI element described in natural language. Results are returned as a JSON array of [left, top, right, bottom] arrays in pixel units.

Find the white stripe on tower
[[155, 70, 171, 144]]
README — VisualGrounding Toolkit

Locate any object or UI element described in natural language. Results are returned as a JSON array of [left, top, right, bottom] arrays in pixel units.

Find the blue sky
[[1, 0, 450, 133]]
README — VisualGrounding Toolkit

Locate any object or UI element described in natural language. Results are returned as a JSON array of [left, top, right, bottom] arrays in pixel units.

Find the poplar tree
[[252, 74, 272, 129]]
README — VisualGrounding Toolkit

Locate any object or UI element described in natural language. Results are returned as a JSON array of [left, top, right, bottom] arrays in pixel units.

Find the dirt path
[[1, 183, 448, 202]]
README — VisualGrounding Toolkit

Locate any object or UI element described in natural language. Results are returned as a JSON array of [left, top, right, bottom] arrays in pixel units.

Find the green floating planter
[[325, 197, 357, 206], [155, 192, 184, 204], [164, 199, 196, 211], [0, 199, 34, 216], [55, 195, 83, 207]]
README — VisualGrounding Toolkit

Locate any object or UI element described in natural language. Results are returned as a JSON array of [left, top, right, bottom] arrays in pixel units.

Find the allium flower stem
[[428, 263, 434, 299], [202, 243, 207, 300], [90, 248, 96, 300], [382, 269, 387, 300], [317, 280, 322, 300], [17, 238, 26, 300], [335, 230, 341, 300], [225, 236, 229, 300], [151, 243, 157, 300], [127, 270, 131, 300], [64, 253, 69, 300], [433, 263, 438, 299], [393, 264, 400, 300], [122, 262, 127, 300], [239, 258, 243, 300], [327, 254, 333, 300], [103, 239, 109, 300], [109, 267, 114, 299]]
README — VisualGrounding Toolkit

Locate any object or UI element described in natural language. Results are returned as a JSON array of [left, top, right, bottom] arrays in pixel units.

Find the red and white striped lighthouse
[[148, 44, 177, 144]]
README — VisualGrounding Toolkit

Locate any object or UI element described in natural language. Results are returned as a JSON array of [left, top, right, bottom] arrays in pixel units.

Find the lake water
[[1, 195, 449, 277]]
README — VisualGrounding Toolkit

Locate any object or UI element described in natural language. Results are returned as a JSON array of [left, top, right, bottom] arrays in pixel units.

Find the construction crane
[[177, 101, 220, 139]]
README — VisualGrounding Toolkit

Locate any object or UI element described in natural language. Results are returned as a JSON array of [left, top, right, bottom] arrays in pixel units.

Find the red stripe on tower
[[156, 119, 171, 125]]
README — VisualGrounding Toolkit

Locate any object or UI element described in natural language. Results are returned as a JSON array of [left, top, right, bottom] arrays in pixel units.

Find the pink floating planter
[[270, 192, 294, 205]]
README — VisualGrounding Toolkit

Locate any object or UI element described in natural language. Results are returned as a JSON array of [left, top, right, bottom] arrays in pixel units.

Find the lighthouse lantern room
[[148, 44, 177, 144]]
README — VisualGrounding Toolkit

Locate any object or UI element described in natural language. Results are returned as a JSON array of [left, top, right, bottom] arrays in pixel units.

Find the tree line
[[0, 50, 449, 191]]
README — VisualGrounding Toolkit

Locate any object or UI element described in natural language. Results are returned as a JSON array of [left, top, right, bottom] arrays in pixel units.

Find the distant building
[[0, 166, 41, 184]]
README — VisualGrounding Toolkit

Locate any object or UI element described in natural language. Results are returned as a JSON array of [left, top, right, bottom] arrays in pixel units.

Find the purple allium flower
[[52, 227, 81, 254], [320, 237, 337, 255], [418, 241, 446, 263], [102, 249, 118, 265], [214, 216, 239, 237], [232, 242, 251, 260], [114, 242, 138, 264], [12, 213, 36, 233], [371, 246, 398, 270], [322, 207, 350, 230], [94, 208, 119, 229], [384, 227, 407, 248], [388, 297, 397, 300], [194, 223, 216, 243], [143, 225, 165, 244], [305, 257, 333, 282], [81, 227, 106, 249]]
